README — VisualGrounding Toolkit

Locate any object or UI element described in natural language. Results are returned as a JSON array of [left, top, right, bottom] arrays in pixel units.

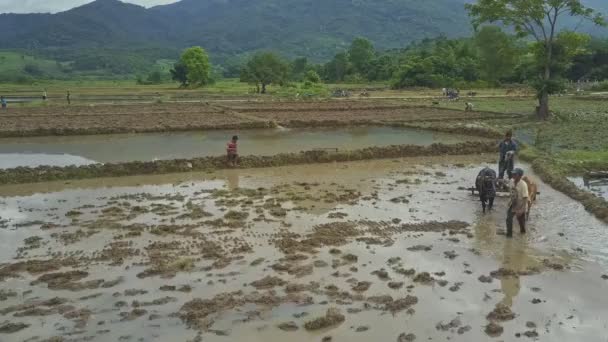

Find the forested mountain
[[0, 0, 473, 60]]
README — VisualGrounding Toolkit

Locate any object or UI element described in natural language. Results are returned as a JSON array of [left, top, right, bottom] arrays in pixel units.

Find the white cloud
[[0, 0, 179, 14]]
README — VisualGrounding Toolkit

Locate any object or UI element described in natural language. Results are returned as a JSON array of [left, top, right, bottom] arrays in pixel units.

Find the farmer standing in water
[[498, 130, 517, 179], [506, 168, 528, 238], [227, 135, 239, 167]]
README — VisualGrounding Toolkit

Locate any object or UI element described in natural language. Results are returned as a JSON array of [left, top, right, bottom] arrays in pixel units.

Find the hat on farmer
[[513, 168, 524, 176]]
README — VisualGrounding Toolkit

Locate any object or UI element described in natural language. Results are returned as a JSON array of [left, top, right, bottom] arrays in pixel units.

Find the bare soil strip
[[0, 101, 521, 137]]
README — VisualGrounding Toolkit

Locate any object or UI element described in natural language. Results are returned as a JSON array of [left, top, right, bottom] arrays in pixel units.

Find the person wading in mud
[[1, 96, 7, 110], [498, 130, 517, 179], [226, 135, 239, 167], [66, 91, 71, 105], [506, 168, 528, 238]]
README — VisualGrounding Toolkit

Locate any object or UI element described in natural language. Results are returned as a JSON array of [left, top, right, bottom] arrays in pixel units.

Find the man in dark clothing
[[498, 130, 517, 179]]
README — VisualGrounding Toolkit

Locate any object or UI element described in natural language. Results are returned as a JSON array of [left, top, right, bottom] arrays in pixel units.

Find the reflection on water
[[0, 126, 484, 168], [0, 153, 96, 168]]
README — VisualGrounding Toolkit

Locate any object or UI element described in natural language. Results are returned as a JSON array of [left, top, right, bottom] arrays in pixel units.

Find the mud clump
[[277, 321, 299, 331], [478, 275, 493, 283], [407, 245, 432, 252], [0, 321, 30, 334], [372, 269, 390, 280], [413, 272, 434, 284], [0, 289, 18, 301], [524, 330, 539, 338], [304, 308, 345, 331], [342, 254, 358, 263], [487, 303, 516, 322], [250, 276, 286, 290], [179, 291, 243, 329], [485, 322, 504, 337], [398, 221, 469, 234], [31, 271, 105, 291], [490, 268, 519, 279], [386, 296, 418, 313], [224, 211, 249, 221], [388, 282, 404, 289], [120, 308, 148, 321], [394, 267, 416, 276], [250, 258, 265, 266], [436, 317, 461, 331], [443, 250, 458, 260], [397, 333, 416, 342], [352, 281, 372, 292]]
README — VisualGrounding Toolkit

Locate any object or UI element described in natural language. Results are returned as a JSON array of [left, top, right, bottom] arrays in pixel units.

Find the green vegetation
[[466, 0, 606, 119], [178, 47, 212, 87], [240, 53, 290, 94]]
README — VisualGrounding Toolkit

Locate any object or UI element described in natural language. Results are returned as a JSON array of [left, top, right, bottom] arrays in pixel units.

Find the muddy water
[[0, 155, 607, 342], [0, 127, 486, 169], [568, 176, 608, 201]]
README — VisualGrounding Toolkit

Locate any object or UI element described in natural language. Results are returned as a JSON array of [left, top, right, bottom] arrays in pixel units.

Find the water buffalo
[[522, 176, 538, 220], [476, 167, 497, 213]]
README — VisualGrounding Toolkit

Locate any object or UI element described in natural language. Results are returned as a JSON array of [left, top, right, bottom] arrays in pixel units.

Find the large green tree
[[349, 37, 375, 76], [466, 0, 605, 120], [240, 52, 289, 94], [475, 26, 520, 85], [324, 52, 350, 82], [179, 46, 211, 87]]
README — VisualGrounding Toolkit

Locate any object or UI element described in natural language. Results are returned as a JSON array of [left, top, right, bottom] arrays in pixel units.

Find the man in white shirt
[[506, 168, 528, 238]]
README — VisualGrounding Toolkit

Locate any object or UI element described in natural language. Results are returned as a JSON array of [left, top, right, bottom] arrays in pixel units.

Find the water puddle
[[0, 127, 486, 168], [0, 155, 606, 341], [0, 153, 96, 169], [568, 176, 608, 201]]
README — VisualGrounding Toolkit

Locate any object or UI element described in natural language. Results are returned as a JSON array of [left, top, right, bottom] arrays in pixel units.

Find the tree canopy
[[466, 0, 606, 119], [240, 52, 289, 93], [179, 46, 211, 87]]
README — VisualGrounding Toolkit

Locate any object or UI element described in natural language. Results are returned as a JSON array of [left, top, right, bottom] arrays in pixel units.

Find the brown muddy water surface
[[1, 155, 607, 342], [0, 127, 485, 169]]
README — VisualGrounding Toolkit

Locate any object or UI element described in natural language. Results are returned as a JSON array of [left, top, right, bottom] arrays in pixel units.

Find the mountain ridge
[[0, 0, 606, 60]]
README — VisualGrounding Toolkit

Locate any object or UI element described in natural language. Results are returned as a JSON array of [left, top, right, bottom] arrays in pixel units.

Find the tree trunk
[[261, 83, 267, 94], [537, 51, 552, 121], [537, 88, 550, 120]]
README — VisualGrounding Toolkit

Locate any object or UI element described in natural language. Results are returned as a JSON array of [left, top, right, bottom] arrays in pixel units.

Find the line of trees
[[167, 0, 606, 119]]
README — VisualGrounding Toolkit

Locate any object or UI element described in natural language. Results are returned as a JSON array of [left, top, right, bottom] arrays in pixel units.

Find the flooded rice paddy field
[[0, 127, 486, 169], [568, 177, 608, 201], [1, 155, 607, 342]]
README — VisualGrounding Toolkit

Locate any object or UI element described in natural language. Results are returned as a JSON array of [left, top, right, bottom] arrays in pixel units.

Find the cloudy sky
[[0, 0, 179, 13]]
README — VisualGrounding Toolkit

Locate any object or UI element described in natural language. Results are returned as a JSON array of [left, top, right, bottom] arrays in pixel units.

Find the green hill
[[0, 0, 474, 60]]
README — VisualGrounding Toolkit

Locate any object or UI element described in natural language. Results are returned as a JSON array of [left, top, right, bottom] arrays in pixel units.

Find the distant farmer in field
[[66, 91, 71, 105], [465, 102, 474, 112], [1, 96, 7, 109], [226, 135, 239, 167], [506, 168, 528, 238], [498, 130, 517, 179], [42, 90, 47, 101]]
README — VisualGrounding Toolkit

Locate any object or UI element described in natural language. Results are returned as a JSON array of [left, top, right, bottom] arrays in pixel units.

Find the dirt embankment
[[0, 100, 520, 137], [524, 156, 608, 223], [0, 141, 497, 185]]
